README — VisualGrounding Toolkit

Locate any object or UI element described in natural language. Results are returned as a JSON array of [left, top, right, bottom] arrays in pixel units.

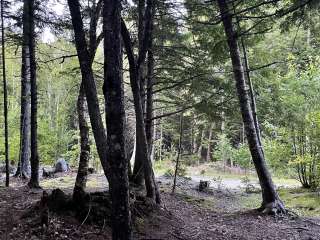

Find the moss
[[176, 192, 215, 209], [278, 188, 320, 217], [154, 160, 173, 176], [238, 193, 261, 210], [237, 188, 320, 217], [41, 175, 76, 189]]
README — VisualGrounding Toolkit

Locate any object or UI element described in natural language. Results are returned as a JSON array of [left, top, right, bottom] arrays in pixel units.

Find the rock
[[42, 167, 55, 178], [54, 158, 70, 173]]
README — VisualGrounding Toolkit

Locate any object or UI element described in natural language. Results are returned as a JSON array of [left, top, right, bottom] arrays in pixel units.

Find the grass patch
[[278, 188, 320, 217], [176, 192, 215, 209], [154, 160, 173, 176], [41, 175, 75, 189], [238, 188, 320, 217]]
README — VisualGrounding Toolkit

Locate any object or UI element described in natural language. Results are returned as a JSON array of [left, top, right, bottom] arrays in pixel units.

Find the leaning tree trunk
[[73, 0, 101, 200], [217, 0, 285, 214], [1, 0, 9, 187], [121, 18, 160, 203], [67, 0, 109, 179], [73, 85, 90, 201], [27, 0, 40, 188], [103, 1, 132, 238]]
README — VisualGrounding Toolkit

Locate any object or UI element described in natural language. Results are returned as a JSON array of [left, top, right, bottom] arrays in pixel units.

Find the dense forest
[[1, 0, 320, 239]]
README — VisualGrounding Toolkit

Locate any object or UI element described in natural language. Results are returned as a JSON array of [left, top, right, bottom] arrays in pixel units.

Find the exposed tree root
[[258, 199, 287, 215], [36, 188, 160, 227], [27, 181, 42, 189]]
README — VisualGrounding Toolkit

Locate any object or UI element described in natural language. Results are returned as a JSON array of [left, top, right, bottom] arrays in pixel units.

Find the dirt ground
[[1, 175, 320, 240]]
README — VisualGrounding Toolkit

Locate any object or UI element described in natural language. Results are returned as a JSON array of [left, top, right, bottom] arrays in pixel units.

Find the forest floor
[[1, 171, 320, 239]]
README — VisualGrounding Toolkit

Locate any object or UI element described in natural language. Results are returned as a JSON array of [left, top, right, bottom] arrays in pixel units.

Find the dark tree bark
[[67, 0, 110, 178], [145, 24, 155, 156], [103, 0, 132, 238], [73, 85, 90, 201], [172, 111, 183, 194], [133, 0, 148, 185], [1, 0, 9, 187], [28, 0, 40, 188], [217, 0, 285, 214], [16, 13, 31, 179], [73, 0, 102, 200], [240, 38, 263, 149], [121, 15, 160, 203]]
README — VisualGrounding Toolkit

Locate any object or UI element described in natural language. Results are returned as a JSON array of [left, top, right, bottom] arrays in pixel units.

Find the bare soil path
[[0, 175, 320, 240]]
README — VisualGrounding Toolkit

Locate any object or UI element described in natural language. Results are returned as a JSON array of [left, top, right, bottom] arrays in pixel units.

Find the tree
[[103, 0, 132, 238], [27, 0, 40, 188], [67, 0, 109, 179], [68, 0, 132, 238], [217, 0, 285, 214], [121, 0, 160, 203], [1, 0, 9, 187], [15, 0, 31, 179], [73, 0, 102, 201], [131, 0, 154, 186], [73, 85, 90, 200]]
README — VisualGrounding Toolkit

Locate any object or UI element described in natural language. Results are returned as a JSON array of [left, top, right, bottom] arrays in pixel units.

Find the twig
[[80, 193, 92, 227]]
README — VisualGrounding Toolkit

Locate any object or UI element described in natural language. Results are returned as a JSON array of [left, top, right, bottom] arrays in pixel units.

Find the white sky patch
[[41, 0, 66, 43]]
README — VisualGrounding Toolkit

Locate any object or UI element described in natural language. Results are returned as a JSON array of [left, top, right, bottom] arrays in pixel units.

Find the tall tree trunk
[[197, 128, 204, 163], [145, 26, 155, 157], [172, 111, 183, 193], [121, 0, 160, 203], [133, 0, 147, 185], [103, 1, 132, 238], [159, 110, 163, 161], [206, 123, 214, 162], [1, 0, 9, 187], [73, 85, 90, 201], [239, 35, 263, 149], [73, 0, 101, 199], [67, 0, 109, 178], [28, 0, 40, 188], [16, 35, 31, 178], [217, 0, 285, 214]]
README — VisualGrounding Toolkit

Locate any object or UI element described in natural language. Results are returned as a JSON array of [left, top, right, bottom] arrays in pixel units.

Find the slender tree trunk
[[1, 0, 9, 187], [206, 123, 214, 162], [159, 110, 163, 162], [197, 128, 204, 162], [217, 0, 285, 214], [121, 4, 160, 203], [133, 0, 147, 185], [132, 138, 144, 185], [16, 37, 31, 178], [239, 36, 263, 148], [145, 31, 155, 156], [103, 1, 132, 238], [28, 0, 40, 188], [73, 85, 90, 201], [73, 0, 100, 199], [68, 0, 109, 178], [172, 111, 183, 193]]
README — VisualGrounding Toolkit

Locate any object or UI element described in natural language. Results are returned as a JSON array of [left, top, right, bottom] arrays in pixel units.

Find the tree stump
[[198, 180, 210, 192]]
